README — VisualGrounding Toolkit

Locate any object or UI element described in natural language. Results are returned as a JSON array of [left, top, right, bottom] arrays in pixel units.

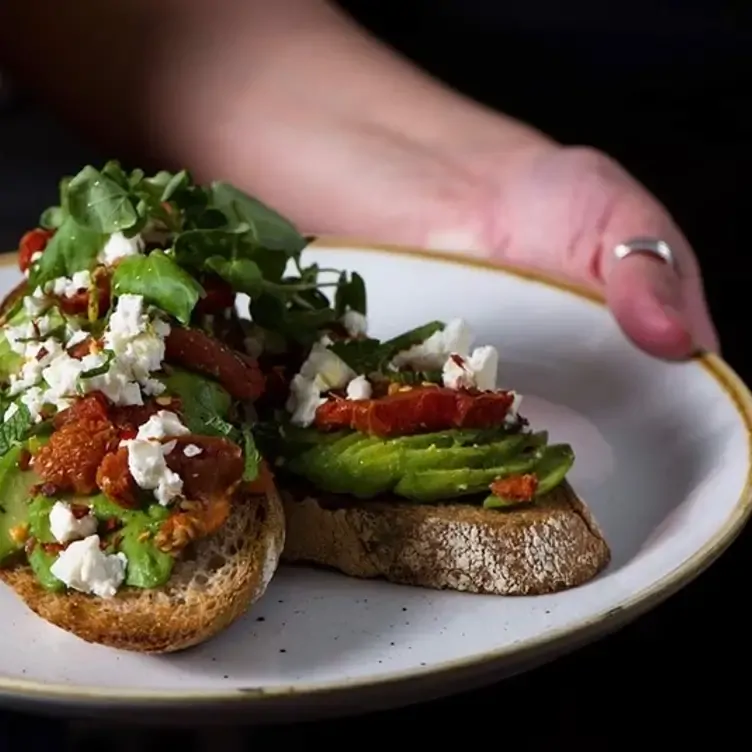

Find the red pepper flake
[[42, 542, 64, 556], [70, 504, 91, 520], [24, 537, 37, 555], [101, 517, 122, 533], [35, 346, 49, 362], [120, 427, 137, 441], [36, 482, 60, 498], [450, 353, 467, 369]]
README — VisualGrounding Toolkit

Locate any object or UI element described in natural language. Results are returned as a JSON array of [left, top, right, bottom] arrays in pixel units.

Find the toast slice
[[0, 483, 285, 653], [281, 482, 610, 595]]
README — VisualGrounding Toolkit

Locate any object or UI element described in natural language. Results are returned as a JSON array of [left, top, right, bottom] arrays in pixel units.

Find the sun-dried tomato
[[314, 386, 516, 437], [55, 273, 111, 318], [165, 327, 265, 402], [34, 416, 119, 495], [53, 392, 111, 429], [489, 473, 538, 503], [165, 435, 244, 502], [18, 228, 54, 273], [195, 274, 235, 315], [96, 448, 139, 508]]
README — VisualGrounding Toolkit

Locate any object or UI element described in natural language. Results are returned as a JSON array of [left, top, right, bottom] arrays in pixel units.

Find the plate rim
[[0, 239, 750, 708]]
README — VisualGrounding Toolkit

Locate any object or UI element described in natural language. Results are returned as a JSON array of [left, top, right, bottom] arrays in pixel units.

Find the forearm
[[0, 0, 550, 236]]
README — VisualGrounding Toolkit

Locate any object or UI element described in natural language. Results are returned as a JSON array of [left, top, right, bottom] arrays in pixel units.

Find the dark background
[[1, 0, 750, 746]]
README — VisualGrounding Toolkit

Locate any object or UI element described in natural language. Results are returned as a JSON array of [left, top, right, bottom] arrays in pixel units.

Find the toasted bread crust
[[0, 483, 285, 653], [281, 482, 610, 595]]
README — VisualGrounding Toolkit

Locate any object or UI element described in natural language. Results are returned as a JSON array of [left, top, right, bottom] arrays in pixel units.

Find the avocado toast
[[260, 317, 611, 595], [0, 162, 363, 651]]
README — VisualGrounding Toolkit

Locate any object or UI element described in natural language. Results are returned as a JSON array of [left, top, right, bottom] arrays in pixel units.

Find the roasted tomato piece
[[154, 494, 232, 553], [96, 448, 140, 508], [110, 398, 182, 436], [18, 228, 54, 273], [489, 473, 538, 504], [55, 273, 111, 318], [195, 274, 235, 315], [164, 327, 265, 402], [34, 416, 119, 495], [314, 386, 516, 437], [52, 392, 111, 429], [164, 435, 244, 502]]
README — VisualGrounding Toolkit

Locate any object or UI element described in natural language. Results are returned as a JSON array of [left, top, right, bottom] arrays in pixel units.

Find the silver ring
[[613, 237, 676, 270]]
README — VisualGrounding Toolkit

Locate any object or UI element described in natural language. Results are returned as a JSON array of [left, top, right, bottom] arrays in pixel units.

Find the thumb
[[600, 183, 719, 360]]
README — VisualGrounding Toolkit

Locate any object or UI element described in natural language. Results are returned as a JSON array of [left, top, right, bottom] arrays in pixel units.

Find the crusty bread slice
[[281, 482, 610, 595], [0, 483, 285, 653]]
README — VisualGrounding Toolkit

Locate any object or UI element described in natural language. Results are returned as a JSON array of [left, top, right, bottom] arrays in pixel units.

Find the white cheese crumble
[[441, 345, 499, 391], [342, 309, 367, 338], [45, 270, 91, 299], [0, 292, 170, 423], [286, 342, 356, 427], [346, 374, 372, 400], [49, 501, 98, 544], [183, 443, 203, 458], [49, 534, 127, 599], [391, 318, 474, 371], [97, 232, 144, 266], [136, 410, 190, 441], [121, 410, 189, 506], [22, 286, 50, 316]]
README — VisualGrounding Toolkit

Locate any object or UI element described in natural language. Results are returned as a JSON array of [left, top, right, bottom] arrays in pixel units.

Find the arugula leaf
[[174, 228, 288, 284], [80, 349, 115, 379], [241, 426, 261, 482], [330, 321, 445, 375], [112, 250, 204, 324], [65, 164, 139, 234], [28, 215, 106, 288], [209, 182, 307, 255], [380, 321, 445, 358], [249, 293, 336, 347], [160, 368, 239, 441], [204, 256, 264, 296], [334, 271, 367, 317], [0, 403, 33, 458], [39, 206, 65, 231]]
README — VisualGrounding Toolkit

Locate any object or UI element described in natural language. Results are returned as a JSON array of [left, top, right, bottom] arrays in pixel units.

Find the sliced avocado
[[0, 444, 42, 565], [27, 496, 65, 591], [482, 444, 575, 509], [26, 493, 174, 592], [89, 494, 173, 589], [393, 448, 546, 502], [394, 431, 546, 473]]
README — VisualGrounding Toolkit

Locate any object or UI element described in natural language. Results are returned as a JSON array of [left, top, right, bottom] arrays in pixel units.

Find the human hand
[[422, 143, 719, 361]]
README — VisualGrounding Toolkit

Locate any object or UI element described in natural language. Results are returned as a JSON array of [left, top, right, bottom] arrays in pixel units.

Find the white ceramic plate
[[0, 241, 750, 723]]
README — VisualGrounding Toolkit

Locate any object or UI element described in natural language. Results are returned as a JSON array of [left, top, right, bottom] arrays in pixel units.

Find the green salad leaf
[[112, 250, 204, 325], [330, 321, 445, 375], [0, 403, 33, 459], [65, 164, 140, 234], [28, 215, 106, 289], [241, 426, 261, 482]]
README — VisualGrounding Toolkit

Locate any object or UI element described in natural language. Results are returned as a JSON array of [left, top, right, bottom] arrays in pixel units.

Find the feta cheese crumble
[[286, 342, 356, 427], [49, 501, 98, 544], [391, 318, 474, 371], [342, 309, 367, 338], [45, 270, 91, 299], [50, 534, 127, 599], [120, 410, 189, 506], [442, 345, 499, 391], [346, 374, 372, 400], [97, 232, 144, 266], [0, 292, 171, 423]]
